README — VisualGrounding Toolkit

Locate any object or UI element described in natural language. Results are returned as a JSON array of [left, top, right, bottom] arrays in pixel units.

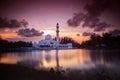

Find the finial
[[57, 23, 59, 26]]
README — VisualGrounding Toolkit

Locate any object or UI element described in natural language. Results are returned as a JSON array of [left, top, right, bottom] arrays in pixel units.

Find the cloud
[[67, 12, 110, 31], [17, 28, 44, 37], [67, 13, 86, 27], [0, 17, 29, 29], [67, 0, 120, 31], [82, 32, 94, 36], [94, 22, 110, 32], [109, 29, 120, 36], [20, 19, 29, 28], [84, 0, 111, 17]]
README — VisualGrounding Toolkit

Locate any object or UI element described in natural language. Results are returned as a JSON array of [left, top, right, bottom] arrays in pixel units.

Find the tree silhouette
[[81, 32, 120, 49], [60, 37, 81, 48], [0, 38, 32, 52]]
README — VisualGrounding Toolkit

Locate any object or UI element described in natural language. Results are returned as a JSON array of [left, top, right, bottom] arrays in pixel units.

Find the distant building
[[32, 23, 72, 49]]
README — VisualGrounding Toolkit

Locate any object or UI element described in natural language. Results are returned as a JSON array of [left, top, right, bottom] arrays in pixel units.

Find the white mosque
[[32, 23, 72, 49]]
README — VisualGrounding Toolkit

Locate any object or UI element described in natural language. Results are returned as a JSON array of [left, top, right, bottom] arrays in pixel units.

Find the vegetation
[[60, 37, 81, 48], [0, 39, 32, 52], [81, 33, 120, 49], [59, 33, 120, 49]]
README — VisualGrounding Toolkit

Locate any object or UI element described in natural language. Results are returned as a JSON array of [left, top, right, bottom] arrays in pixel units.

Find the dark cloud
[[82, 32, 94, 36], [104, 0, 120, 28], [67, 12, 110, 31], [0, 17, 29, 29], [94, 22, 110, 32], [17, 28, 44, 37], [109, 29, 120, 36], [84, 0, 111, 17], [20, 19, 29, 28], [67, 13, 86, 27], [67, 0, 120, 31]]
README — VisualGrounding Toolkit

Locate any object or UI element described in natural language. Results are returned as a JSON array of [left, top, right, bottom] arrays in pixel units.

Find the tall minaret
[[56, 23, 59, 43]]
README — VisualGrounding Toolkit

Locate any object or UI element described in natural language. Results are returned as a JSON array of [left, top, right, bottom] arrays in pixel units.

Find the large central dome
[[45, 34, 52, 40]]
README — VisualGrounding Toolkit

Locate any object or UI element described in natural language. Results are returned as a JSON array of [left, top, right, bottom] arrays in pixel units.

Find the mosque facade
[[32, 23, 72, 49]]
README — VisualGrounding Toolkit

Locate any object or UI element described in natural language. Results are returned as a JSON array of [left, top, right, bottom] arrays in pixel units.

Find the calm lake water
[[0, 49, 120, 72]]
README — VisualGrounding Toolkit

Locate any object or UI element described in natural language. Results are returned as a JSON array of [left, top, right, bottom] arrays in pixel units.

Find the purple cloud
[[94, 22, 110, 32], [67, 13, 86, 27], [17, 28, 44, 37], [20, 19, 29, 28], [67, 0, 120, 32], [109, 29, 120, 36], [82, 32, 94, 36], [0, 17, 29, 29]]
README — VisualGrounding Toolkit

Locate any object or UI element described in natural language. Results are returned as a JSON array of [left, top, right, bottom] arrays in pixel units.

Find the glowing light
[[43, 30, 55, 35]]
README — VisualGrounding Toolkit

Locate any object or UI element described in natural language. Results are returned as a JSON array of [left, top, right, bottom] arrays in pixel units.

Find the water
[[0, 49, 120, 72]]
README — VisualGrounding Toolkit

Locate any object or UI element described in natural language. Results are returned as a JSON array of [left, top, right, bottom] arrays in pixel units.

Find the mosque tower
[[56, 23, 59, 43]]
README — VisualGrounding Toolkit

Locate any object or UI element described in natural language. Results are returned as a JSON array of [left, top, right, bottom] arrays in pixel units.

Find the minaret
[[56, 23, 59, 43]]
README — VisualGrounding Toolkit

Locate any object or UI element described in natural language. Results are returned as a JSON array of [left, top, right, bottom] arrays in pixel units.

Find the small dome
[[45, 34, 52, 40]]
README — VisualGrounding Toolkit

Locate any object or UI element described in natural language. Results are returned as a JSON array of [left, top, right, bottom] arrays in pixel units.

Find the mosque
[[32, 23, 72, 49]]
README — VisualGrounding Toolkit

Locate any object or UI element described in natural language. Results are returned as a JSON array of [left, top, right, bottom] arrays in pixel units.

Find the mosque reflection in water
[[0, 49, 120, 71]]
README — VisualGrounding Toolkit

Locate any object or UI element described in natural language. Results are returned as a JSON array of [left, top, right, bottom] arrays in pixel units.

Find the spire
[[56, 23, 59, 28], [57, 23, 59, 25]]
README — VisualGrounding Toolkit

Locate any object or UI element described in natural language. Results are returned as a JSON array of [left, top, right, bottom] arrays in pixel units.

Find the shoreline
[[1, 63, 120, 80], [0, 63, 66, 80], [0, 47, 120, 53]]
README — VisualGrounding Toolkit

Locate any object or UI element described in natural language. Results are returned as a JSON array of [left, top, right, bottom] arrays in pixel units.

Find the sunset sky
[[0, 0, 120, 43]]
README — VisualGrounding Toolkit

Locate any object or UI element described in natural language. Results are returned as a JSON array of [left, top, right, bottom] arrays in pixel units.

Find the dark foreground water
[[0, 49, 120, 79]]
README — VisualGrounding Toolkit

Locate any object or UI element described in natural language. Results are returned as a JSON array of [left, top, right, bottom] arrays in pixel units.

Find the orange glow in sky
[[0, 33, 20, 40], [0, 29, 90, 43]]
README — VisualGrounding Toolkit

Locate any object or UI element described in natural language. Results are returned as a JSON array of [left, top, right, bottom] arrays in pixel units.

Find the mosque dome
[[45, 34, 52, 40]]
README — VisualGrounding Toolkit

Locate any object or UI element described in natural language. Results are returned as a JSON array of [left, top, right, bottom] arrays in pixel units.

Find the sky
[[0, 0, 120, 43]]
